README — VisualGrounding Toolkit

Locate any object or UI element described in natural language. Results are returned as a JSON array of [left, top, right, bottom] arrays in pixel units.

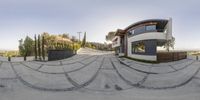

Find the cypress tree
[[81, 32, 86, 47], [38, 35, 41, 60], [42, 35, 45, 61], [34, 34, 37, 60]]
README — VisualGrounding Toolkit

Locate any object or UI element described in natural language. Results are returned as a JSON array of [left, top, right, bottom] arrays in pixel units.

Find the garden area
[[10, 32, 112, 61], [18, 32, 83, 61]]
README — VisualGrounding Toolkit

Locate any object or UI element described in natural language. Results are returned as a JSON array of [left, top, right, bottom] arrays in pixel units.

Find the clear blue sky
[[0, 0, 200, 50]]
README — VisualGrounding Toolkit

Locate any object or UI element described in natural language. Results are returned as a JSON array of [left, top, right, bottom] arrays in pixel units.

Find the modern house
[[112, 18, 187, 62]]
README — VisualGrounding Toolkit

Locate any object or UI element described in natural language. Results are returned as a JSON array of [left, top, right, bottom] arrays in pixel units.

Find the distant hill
[[0, 50, 19, 57]]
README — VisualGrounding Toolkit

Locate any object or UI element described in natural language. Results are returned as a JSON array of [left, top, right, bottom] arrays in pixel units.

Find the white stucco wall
[[112, 36, 120, 48], [128, 54, 157, 61], [165, 18, 173, 40], [127, 32, 167, 61], [127, 32, 167, 43]]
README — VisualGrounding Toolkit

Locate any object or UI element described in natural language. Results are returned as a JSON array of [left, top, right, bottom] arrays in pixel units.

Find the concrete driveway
[[0, 48, 200, 100]]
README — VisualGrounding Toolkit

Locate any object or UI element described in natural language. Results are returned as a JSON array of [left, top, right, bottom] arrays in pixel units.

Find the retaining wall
[[48, 49, 76, 61]]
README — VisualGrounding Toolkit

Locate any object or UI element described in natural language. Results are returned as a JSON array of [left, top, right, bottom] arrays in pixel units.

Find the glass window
[[131, 30, 134, 35], [132, 42, 145, 54], [128, 30, 134, 36], [134, 26, 146, 35], [128, 31, 132, 36], [146, 25, 156, 31]]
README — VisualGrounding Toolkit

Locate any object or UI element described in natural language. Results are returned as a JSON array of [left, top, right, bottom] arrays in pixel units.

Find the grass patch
[[122, 56, 158, 64]]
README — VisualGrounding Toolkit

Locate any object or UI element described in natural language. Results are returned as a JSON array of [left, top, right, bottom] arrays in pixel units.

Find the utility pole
[[77, 32, 82, 42]]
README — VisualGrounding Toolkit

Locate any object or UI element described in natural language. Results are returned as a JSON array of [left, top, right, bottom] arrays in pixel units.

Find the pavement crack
[[63, 57, 105, 89], [193, 76, 200, 80], [169, 65, 178, 71], [137, 74, 149, 86], [0, 61, 3, 68], [36, 64, 44, 71]]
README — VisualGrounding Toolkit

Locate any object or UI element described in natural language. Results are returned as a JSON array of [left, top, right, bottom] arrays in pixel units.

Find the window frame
[[132, 41, 146, 54], [145, 25, 156, 32]]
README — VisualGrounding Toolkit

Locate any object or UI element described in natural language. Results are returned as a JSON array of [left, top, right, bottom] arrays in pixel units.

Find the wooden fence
[[157, 52, 187, 62]]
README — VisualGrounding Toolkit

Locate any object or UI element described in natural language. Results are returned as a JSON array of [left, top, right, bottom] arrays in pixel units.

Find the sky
[[0, 0, 200, 50]]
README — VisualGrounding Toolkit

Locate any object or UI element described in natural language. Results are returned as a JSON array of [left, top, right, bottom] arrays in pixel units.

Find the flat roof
[[115, 19, 168, 36]]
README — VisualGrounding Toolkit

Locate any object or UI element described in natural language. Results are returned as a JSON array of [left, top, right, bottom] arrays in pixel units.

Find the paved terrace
[[0, 48, 200, 100]]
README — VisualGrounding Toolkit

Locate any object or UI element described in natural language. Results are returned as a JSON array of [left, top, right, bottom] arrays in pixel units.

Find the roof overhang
[[115, 29, 125, 36], [124, 19, 168, 32]]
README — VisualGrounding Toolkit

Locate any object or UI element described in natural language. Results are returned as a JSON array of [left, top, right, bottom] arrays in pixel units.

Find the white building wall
[[112, 36, 120, 48], [128, 53, 157, 61], [127, 32, 167, 61], [127, 32, 167, 43], [165, 18, 172, 40]]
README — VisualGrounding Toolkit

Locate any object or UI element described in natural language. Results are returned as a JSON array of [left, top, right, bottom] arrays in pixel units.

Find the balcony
[[128, 28, 166, 37], [112, 36, 121, 48]]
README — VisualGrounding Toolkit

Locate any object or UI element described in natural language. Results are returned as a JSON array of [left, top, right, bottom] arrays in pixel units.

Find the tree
[[71, 36, 77, 42], [42, 32, 50, 49], [38, 35, 41, 60], [62, 33, 69, 39], [18, 36, 34, 60], [23, 36, 34, 53], [81, 32, 86, 47], [42, 35, 45, 61], [20, 36, 34, 56], [19, 36, 34, 57], [18, 39, 25, 56], [106, 31, 115, 41], [164, 37, 175, 52], [34, 34, 37, 60]]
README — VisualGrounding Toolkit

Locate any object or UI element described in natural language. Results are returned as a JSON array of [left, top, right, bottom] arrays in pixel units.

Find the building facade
[[112, 18, 173, 61]]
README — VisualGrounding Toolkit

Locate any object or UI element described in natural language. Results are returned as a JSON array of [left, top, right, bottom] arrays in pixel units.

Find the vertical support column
[[166, 18, 172, 40], [125, 34, 128, 56]]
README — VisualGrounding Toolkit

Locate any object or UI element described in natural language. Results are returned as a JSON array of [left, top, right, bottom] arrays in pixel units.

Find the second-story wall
[[125, 19, 171, 61], [112, 36, 120, 48], [111, 18, 173, 61]]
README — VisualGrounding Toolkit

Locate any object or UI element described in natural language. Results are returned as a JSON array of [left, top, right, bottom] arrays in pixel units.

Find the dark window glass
[[132, 42, 145, 54], [128, 30, 134, 36], [146, 25, 156, 31], [134, 26, 145, 35]]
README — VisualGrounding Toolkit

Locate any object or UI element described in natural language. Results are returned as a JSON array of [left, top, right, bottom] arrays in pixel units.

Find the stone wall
[[48, 49, 76, 61]]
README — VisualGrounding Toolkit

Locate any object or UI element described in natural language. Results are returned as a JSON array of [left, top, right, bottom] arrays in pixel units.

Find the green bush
[[3, 51, 19, 57]]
